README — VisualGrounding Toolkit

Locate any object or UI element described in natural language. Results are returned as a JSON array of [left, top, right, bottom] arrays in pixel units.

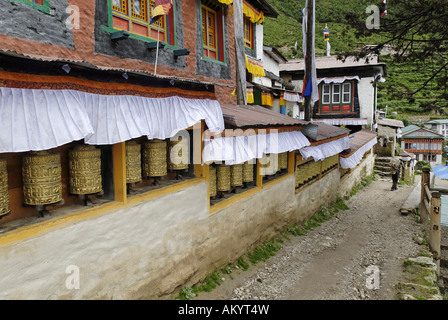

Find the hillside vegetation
[[263, 0, 448, 119], [263, 0, 382, 58]]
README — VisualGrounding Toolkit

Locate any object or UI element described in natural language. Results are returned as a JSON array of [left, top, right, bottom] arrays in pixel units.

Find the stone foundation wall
[[0, 157, 373, 300]]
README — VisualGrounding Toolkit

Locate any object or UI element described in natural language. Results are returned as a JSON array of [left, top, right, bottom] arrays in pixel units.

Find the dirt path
[[194, 177, 425, 300]]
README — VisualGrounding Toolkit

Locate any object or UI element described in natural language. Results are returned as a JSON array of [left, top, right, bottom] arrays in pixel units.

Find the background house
[[400, 125, 444, 165], [375, 118, 404, 157], [424, 119, 448, 140], [279, 55, 386, 132]]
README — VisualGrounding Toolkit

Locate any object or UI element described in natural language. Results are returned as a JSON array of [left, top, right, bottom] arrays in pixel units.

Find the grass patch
[[236, 257, 250, 271], [247, 239, 283, 265], [347, 173, 377, 198]]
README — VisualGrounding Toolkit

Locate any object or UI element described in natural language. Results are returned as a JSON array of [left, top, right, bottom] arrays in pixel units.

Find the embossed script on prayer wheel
[[209, 166, 217, 198], [216, 164, 230, 192], [279, 152, 288, 170], [22, 151, 63, 206], [126, 141, 142, 184], [143, 140, 167, 177], [0, 159, 10, 218], [295, 165, 300, 188], [262, 154, 276, 176], [168, 138, 189, 171], [69, 145, 102, 195], [230, 164, 243, 187], [242, 161, 254, 183]]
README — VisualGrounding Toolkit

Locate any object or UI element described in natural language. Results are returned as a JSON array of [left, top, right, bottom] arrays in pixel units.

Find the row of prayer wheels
[[261, 153, 288, 176], [295, 159, 321, 188], [125, 138, 189, 184], [0, 159, 10, 219], [21, 146, 103, 209], [209, 162, 254, 198], [322, 155, 339, 174]]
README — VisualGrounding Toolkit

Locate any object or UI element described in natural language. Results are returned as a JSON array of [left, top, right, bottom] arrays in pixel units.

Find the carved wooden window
[[8, 0, 50, 13], [244, 17, 254, 50], [202, 6, 217, 59], [110, 0, 174, 45]]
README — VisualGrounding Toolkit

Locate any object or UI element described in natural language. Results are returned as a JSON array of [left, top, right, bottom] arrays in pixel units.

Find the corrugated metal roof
[[347, 129, 377, 152], [220, 105, 350, 142], [426, 119, 448, 124], [402, 128, 444, 139], [279, 55, 385, 73], [221, 104, 307, 128], [313, 123, 350, 142], [401, 125, 421, 135], [0, 49, 229, 88], [377, 118, 404, 128]]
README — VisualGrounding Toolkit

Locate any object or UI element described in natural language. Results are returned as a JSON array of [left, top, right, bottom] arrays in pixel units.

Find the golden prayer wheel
[[242, 161, 254, 183], [209, 166, 217, 198], [295, 165, 300, 188], [69, 145, 102, 195], [126, 141, 142, 184], [261, 154, 275, 176], [279, 152, 288, 170], [302, 162, 310, 183], [312, 161, 319, 178], [0, 159, 10, 218], [230, 164, 243, 187], [22, 151, 63, 206], [216, 164, 231, 192], [142, 139, 167, 177], [168, 138, 189, 171]]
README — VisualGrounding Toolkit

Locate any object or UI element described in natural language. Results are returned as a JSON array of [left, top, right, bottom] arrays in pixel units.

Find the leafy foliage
[[263, 0, 382, 58]]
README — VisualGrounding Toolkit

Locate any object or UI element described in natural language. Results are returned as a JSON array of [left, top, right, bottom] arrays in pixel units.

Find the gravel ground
[[194, 177, 426, 300]]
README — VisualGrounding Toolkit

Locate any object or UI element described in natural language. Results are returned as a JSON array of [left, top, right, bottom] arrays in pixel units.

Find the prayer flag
[[324, 25, 329, 41], [151, 0, 173, 24]]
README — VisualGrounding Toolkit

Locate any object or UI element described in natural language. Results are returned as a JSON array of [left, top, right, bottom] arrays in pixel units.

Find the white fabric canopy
[[0, 87, 225, 152], [0, 87, 94, 153], [283, 92, 303, 102], [317, 76, 360, 84], [299, 135, 350, 162], [339, 137, 377, 169], [312, 118, 368, 126], [203, 131, 310, 165]]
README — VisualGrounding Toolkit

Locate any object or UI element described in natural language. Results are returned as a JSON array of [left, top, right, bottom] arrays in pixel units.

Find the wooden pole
[[304, 0, 314, 121], [429, 191, 441, 275], [113, 142, 127, 204], [420, 167, 431, 224], [154, 28, 161, 76]]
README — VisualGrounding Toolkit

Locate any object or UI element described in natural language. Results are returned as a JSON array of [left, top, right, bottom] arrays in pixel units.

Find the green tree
[[343, 0, 448, 107]]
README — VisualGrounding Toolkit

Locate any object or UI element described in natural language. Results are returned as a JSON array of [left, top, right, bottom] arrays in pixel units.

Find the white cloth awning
[[283, 92, 303, 102], [0, 87, 94, 153], [317, 76, 360, 84], [203, 131, 311, 165], [299, 135, 350, 162], [312, 118, 368, 126], [339, 137, 377, 169], [0, 87, 225, 153]]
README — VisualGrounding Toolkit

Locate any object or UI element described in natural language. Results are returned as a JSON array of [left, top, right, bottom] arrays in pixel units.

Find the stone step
[[374, 170, 390, 177], [374, 164, 390, 170], [375, 156, 393, 161]]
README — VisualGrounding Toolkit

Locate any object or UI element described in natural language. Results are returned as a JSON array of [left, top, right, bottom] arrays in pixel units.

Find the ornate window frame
[[8, 0, 51, 14], [107, 0, 176, 48]]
